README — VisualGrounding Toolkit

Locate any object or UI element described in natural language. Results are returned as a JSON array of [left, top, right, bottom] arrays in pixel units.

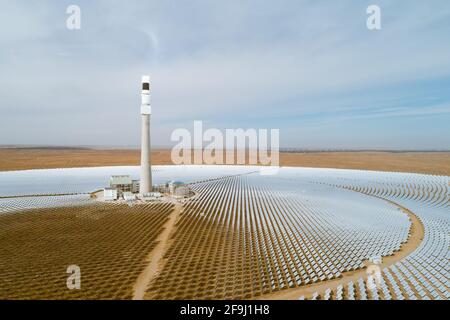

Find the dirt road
[[132, 202, 183, 300]]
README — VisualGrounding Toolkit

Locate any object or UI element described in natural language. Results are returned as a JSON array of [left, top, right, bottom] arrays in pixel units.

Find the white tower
[[140, 75, 152, 195]]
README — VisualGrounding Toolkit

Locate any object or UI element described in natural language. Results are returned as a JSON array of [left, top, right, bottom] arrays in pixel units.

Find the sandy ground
[[133, 202, 182, 300], [0, 148, 449, 176], [256, 195, 425, 300]]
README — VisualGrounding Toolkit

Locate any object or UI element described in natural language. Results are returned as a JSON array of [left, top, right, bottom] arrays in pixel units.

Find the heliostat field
[[0, 166, 448, 300]]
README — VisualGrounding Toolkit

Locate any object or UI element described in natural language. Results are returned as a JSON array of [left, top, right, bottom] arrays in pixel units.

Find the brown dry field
[[0, 148, 449, 175]]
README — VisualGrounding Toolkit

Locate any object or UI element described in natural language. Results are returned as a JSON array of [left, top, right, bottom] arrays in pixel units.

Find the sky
[[0, 0, 449, 150]]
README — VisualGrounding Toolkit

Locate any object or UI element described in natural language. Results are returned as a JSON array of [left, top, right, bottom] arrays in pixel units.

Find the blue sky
[[0, 0, 449, 149]]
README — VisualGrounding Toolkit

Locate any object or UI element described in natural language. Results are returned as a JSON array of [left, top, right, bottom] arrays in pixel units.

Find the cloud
[[0, 0, 450, 149]]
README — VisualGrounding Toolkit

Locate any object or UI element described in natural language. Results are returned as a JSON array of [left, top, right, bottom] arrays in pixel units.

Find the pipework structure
[[140, 75, 152, 195]]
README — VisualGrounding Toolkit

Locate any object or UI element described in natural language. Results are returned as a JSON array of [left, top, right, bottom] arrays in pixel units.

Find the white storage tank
[[103, 188, 118, 201]]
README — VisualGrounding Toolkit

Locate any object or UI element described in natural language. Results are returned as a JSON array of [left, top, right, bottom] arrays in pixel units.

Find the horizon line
[[0, 144, 449, 153]]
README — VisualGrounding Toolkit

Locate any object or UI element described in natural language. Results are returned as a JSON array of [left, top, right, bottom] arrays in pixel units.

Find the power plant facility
[[99, 75, 192, 203], [2, 1, 448, 302]]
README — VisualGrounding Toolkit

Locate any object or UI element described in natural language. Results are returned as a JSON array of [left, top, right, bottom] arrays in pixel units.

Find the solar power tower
[[140, 75, 152, 195]]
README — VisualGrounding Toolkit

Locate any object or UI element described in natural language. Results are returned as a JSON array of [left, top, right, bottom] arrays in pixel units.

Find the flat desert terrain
[[0, 148, 449, 175]]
